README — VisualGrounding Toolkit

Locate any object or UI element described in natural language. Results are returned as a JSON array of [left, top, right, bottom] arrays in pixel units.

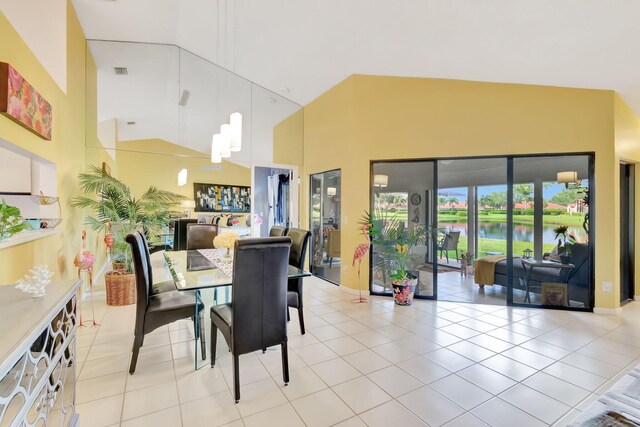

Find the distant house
[[438, 201, 468, 209], [567, 200, 588, 214], [545, 202, 566, 210]]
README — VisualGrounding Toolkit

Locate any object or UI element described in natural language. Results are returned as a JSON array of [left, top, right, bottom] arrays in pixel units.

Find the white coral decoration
[[15, 265, 54, 297], [213, 231, 240, 250]]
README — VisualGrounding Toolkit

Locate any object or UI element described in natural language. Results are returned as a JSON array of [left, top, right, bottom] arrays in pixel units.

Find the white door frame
[[251, 162, 300, 236]]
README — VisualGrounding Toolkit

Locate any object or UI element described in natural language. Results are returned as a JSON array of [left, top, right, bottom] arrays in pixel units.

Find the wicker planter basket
[[105, 270, 136, 306]]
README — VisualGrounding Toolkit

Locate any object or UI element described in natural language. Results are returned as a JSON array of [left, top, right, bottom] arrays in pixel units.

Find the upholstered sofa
[[491, 243, 590, 305], [196, 214, 251, 237]]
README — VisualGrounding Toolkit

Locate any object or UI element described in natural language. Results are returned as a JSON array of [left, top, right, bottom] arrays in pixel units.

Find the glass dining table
[[163, 250, 310, 369]]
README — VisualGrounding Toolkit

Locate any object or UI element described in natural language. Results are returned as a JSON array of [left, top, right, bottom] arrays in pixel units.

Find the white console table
[[0, 280, 81, 426]]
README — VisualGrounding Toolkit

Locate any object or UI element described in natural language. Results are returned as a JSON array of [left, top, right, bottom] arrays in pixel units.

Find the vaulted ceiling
[[73, 0, 640, 114]]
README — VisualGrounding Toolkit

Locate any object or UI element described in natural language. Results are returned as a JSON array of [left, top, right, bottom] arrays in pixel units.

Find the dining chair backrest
[[173, 219, 197, 251], [269, 226, 288, 237], [186, 223, 218, 250], [126, 232, 152, 337], [231, 237, 292, 355], [286, 228, 311, 268], [135, 231, 155, 294]]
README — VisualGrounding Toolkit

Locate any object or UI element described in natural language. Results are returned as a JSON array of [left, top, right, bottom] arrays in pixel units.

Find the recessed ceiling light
[[267, 97, 277, 104], [279, 87, 289, 94], [126, 121, 136, 125], [114, 67, 128, 75]]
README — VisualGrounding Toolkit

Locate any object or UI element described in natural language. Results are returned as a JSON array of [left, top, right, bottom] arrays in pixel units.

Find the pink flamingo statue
[[351, 224, 371, 304], [74, 230, 98, 326]]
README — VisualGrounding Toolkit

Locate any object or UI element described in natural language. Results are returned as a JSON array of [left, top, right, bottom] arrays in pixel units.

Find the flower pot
[[105, 270, 136, 306], [559, 254, 572, 264], [391, 275, 417, 306]]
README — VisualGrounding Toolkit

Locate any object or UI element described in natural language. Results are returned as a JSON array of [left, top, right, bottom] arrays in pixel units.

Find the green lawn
[[451, 236, 555, 258], [382, 209, 584, 227]]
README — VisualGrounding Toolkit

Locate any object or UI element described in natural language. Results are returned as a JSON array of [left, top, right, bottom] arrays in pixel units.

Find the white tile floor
[[76, 275, 640, 427]]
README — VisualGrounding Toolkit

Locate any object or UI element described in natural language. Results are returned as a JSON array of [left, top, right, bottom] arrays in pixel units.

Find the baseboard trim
[[593, 306, 623, 315]]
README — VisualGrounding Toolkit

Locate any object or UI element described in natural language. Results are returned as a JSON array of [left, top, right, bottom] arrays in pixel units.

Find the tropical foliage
[[362, 209, 432, 281], [71, 165, 185, 270], [0, 199, 30, 241]]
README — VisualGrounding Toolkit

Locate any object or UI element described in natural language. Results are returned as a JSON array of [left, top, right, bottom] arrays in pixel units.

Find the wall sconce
[[180, 200, 196, 218], [177, 168, 188, 187], [373, 174, 388, 188], [327, 187, 337, 196]]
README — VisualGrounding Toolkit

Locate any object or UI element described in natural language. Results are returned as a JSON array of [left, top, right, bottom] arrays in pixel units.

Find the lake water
[[439, 220, 587, 244]]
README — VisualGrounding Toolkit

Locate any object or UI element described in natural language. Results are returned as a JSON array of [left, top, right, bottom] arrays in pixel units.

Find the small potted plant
[[553, 225, 575, 264], [369, 217, 428, 306], [0, 199, 30, 241]]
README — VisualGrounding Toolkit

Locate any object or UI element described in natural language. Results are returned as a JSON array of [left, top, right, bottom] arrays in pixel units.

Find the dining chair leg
[[286, 307, 290, 322], [297, 306, 305, 335], [233, 353, 240, 403], [281, 341, 289, 385], [210, 320, 218, 367], [129, 334, 143, 374], [199, 311, 206, 360]]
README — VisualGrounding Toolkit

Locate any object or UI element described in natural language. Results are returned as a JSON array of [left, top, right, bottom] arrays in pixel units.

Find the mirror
[[84, 40, 303, 243]]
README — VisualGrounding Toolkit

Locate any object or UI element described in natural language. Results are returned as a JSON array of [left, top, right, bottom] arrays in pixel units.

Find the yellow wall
[[614, 94, 640, 303], [301, 75, 628, 309], [112, 138, 251, 201], [0, 3, 91, 285], [273, 109, 304, 167]]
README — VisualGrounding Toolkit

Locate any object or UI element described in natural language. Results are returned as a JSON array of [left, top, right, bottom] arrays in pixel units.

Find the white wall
[[0, 0, 67, 93]]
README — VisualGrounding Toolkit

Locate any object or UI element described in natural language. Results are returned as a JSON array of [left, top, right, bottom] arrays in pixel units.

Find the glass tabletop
[[163, 250, 310, 291]]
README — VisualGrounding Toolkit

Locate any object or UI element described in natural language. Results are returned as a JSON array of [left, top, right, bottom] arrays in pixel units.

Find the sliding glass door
[[437, 158, 508, 304], [370, 154, 594, 311], [309, 169, 342, 284], [510, 155, 592, 309]]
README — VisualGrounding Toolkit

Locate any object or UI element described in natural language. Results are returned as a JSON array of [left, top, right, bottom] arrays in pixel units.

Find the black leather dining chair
[[285, 228, 311, 335], [172, 218, 197, 251], [210, 237, 292, 403], [126, 232, 206, 374], [269, 226, 288, 237], [136, 230, 177, 295], [186, 223, 218, 250]]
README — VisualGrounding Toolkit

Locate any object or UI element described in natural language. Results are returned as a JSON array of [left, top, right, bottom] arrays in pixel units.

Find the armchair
[[437, 230, 461, 263]]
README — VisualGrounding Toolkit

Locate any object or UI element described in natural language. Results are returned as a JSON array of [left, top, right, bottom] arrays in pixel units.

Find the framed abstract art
[[0, 63, 52, 140], [193, 183, 251, 213]]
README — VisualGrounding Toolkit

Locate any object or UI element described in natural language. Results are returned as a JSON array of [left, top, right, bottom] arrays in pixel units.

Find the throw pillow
[[548, 245, 561, 262]]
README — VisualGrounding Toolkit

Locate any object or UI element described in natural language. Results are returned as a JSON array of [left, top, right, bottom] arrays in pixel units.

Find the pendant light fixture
[[211, 134, 222, 163], [220, 123, 232, 158], [230, 112, 242, 152]]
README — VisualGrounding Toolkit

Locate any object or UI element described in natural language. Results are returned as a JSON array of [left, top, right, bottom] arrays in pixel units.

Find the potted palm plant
[[71, 165, 184, 305], [369, 216, 428, 305]]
